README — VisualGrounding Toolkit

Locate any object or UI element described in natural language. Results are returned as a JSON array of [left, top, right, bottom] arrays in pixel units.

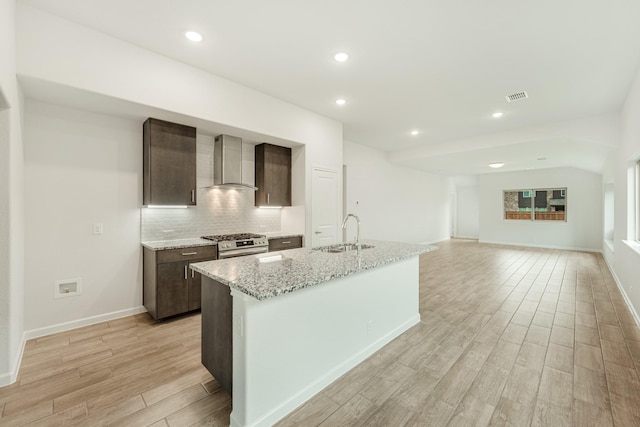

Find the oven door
[[218, 246, 269, 259]]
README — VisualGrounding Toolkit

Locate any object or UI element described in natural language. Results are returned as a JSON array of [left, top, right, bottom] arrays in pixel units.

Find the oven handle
[[219, 246, 269, 259]]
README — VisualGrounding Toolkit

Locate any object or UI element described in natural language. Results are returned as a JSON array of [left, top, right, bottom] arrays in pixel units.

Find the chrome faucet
[[342, 213, 361, 247]]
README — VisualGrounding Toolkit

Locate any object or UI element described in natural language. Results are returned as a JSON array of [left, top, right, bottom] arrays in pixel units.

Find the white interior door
[[312, 167, 339, 247]]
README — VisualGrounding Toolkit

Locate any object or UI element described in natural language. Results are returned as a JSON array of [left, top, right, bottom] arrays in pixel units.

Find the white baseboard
[[603, 255, 640, 326], [231, 314, 421, 427], [419, 236, 451, 246], [0, 334, 26, 388], [24, 306, 148, 341], [1, 306, 148, 388], [478, 239, 601, 253]]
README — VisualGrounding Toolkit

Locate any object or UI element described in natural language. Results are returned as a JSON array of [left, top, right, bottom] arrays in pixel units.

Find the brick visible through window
[[503, 188, 567, 222]]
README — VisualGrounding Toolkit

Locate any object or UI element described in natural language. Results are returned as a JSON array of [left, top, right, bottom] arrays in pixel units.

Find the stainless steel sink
[[316, 243, 375, 253]]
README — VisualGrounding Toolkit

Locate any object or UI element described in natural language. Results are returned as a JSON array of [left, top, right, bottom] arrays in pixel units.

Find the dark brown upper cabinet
[[143, 118, 197, 206], [255, 143, 291, 207]]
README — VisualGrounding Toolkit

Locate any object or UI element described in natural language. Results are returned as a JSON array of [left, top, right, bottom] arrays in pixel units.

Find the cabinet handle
[[281, 241, 291, 244], [191, 269, 195, 278], [184, 265, 188, 280], [182, 252, 197, 256], [267, 193, 270, 204], [191, 189, 195, 203]]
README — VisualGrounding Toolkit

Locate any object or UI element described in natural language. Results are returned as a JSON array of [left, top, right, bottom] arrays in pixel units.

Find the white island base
[[229, 256, 420, 427]]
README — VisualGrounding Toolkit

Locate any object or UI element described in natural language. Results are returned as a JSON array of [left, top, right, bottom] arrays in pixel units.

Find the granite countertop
[[141, 238, 217, 251], [190, 240, 436, 301]]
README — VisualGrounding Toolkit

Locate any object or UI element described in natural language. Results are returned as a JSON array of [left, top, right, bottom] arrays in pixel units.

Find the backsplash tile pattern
[[196, 187, 281, 236], [141, 189, 281, 242], [141, 189, 281, 241], [141, 207, 197, 241], [142, 134, 282, 241]]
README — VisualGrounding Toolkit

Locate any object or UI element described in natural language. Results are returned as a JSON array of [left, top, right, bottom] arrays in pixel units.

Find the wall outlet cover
[[54, 277, 83, 299]]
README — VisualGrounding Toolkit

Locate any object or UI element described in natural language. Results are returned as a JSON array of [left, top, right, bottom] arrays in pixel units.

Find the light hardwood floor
[[1, 240, 640, 426]]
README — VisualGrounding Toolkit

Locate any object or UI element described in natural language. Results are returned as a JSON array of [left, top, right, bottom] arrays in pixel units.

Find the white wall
[[0, 0, 26, 387], [478, 167, 603, 251], [456, 185, 480, 239], [605, 63, 640, 321], [604, 181, 615, 244], [24, 100, 144, 332], [343, 140, 450, 244], [14, 4, 342, 337], [16, 4, 343, 244]]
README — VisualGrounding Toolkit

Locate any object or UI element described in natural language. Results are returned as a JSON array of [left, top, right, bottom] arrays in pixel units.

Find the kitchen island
[[191, 240, 435, 427]]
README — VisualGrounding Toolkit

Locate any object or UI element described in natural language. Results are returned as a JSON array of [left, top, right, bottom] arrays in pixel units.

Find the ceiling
[[18, 0, 640, 175]]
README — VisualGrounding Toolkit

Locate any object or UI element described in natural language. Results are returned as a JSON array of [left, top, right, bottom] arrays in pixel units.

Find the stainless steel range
[[201, 233, 269, 259]]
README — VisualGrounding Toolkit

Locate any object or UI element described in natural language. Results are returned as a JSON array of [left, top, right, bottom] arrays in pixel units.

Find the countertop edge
[[141, 238, 217, 251], [193, 243, 435, 301]]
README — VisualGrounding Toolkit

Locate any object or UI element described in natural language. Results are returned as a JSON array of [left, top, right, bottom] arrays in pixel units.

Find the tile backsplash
[[141, 189, 282, 241], [141, 134, 282, 241]]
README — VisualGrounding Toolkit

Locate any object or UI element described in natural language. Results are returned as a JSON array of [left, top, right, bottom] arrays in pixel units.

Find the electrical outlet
[[92, 223, 103, 235]]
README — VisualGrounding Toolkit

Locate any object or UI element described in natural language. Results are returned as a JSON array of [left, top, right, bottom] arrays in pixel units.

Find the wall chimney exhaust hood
[[212, 134, 257, 190]]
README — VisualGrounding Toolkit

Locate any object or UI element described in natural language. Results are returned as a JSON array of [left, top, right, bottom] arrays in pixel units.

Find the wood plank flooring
[[2, 240, 640, 426]]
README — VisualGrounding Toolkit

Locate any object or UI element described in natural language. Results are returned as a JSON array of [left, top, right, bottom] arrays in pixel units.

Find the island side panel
[[230, 256, 420, 427], [201, 276, 233, 395]]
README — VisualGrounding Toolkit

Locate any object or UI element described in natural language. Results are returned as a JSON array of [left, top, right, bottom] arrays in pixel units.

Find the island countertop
[[190, 239, 436, 301]]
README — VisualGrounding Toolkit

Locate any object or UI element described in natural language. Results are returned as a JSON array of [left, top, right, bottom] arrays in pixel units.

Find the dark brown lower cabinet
[[143, 245, 217, 321], [156, 262, 191, 318], [201, 276, 233, 396], [268, 235, 303, 252]]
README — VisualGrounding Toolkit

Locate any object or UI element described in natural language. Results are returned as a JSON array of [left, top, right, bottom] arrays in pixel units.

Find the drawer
[[268, 236, 303, 252], [157, 245, 218, 264]]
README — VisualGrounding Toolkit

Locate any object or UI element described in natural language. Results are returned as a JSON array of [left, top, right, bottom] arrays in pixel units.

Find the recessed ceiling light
[[492, 112, 503, 118], [489, 162, 505, 169], [410, 130, 419, 136], [335, 99, 346, 105], [185, 31, 203, 42], [334, 52, 349, 62]]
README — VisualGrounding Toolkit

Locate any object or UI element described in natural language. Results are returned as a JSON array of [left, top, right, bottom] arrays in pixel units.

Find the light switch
[[92, 223, 103, 235]]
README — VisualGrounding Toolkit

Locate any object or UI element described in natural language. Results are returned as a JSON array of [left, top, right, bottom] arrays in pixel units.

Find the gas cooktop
[[201, 233, 266, 242]]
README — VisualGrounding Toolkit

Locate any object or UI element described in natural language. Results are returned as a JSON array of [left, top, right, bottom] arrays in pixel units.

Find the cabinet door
[[144, 118, 196, 206], [156, 262, 189, 319], [255, 143, 291, 206], [188, 268, 202, 311]]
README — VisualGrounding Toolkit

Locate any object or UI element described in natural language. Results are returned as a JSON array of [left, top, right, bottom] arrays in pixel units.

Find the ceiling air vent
[[505, 91, 528, 102]]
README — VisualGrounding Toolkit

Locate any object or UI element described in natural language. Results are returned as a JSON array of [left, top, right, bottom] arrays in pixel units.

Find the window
[[504, 188, 567, 221]]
